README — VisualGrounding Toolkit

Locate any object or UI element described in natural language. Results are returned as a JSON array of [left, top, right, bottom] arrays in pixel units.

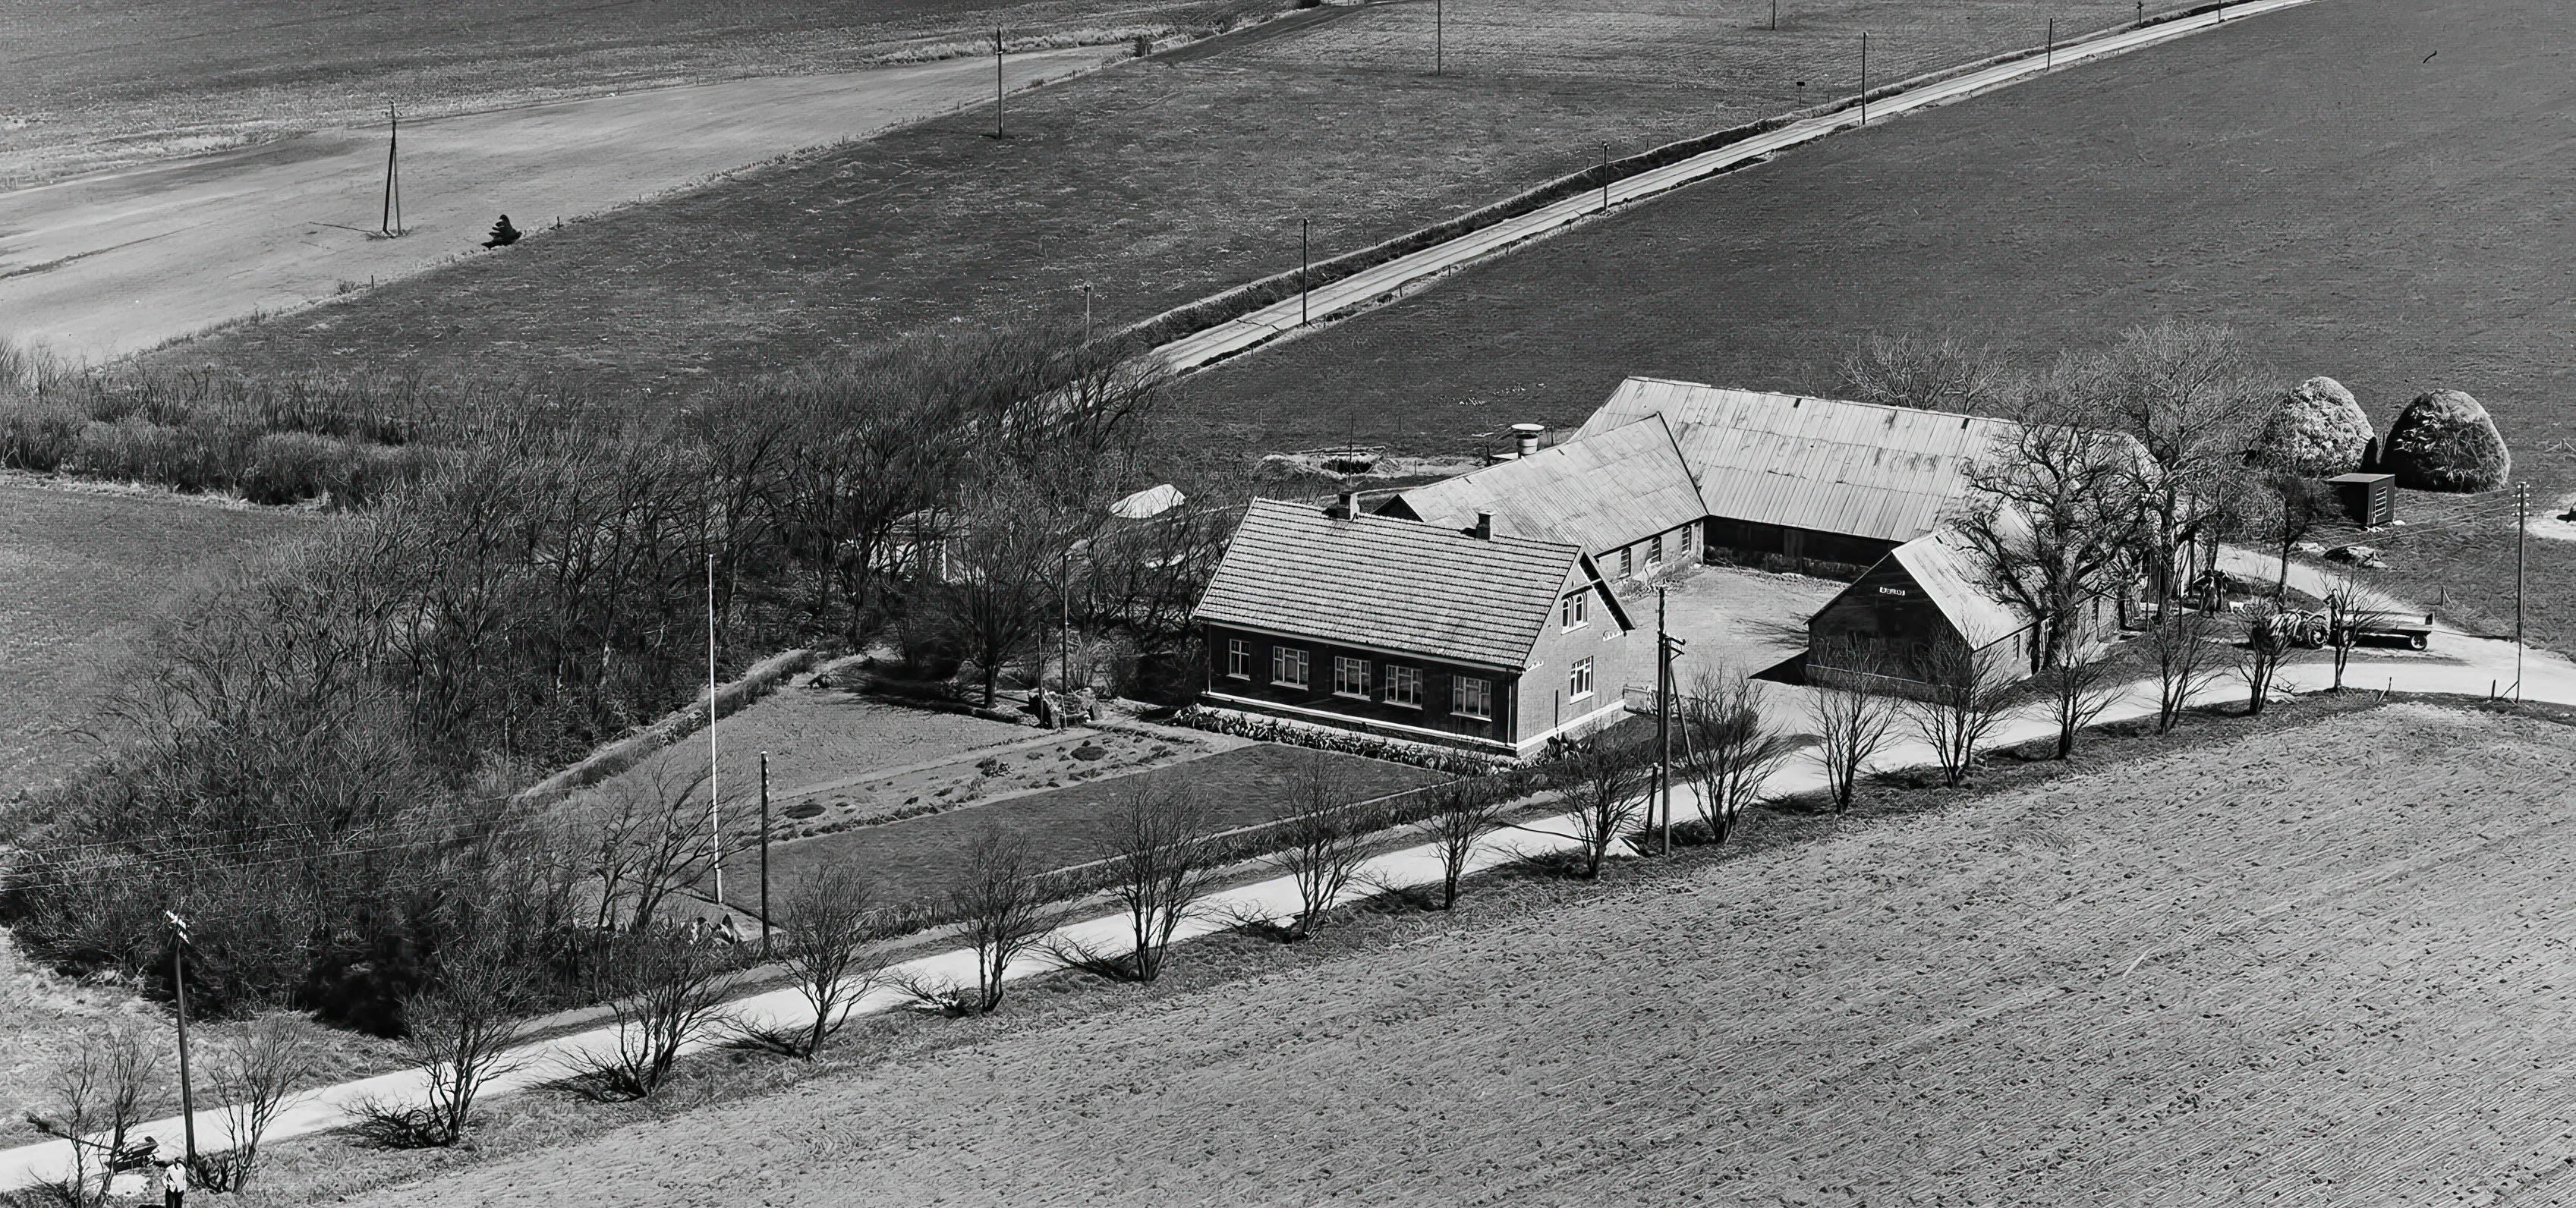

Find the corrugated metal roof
[[1578, 376, 2025, 543], [1384, 416, 1705, 553], [1888, 532, 2030, 650], [1192, 499, 1585, 670]]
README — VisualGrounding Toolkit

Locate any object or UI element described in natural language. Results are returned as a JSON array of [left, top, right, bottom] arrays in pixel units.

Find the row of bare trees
[[26, 1013, 325, 1203]]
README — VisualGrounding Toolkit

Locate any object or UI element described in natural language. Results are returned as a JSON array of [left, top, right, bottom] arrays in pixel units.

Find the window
[[1226, 638, 1251, 679], [1620, 548, 1634, 578], [1271, 646, 1310, 687], [1560, 590, 1589, 631], [1678, 524, 1695, 553], [1647, 534, 1664, 566], [1453, 675, 1493, 719], [1568, 656, 1595, 700], [1385, 665, 1424, 708], [1333, 656, 1370, 697]]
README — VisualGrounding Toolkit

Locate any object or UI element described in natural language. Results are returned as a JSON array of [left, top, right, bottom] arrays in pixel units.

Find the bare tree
[[1953, 380, 2143, 672], [947, 825, 1065, 1012], [940, 483, 1085, 706], [1416, 778, 1507, 908], [2087, 322, 2277, 616], [24, 1022, 161, 1208], [1101, 780, 1213, 980], [2148, 609, 2223, 731], [1677, 671, 1799, 843], [1811, 639, 1900, 814], [2237, 599, 2295, 716], [2260, 471, 2334, 597], [578, 763, 714, 936], [2323, 574, 2391, 693], [1906, 637, 2015, 785], [1544, 733, 1649, 878], [392, 930, 534, 1146], [1265, 756, 1370, 938], [773, 864, 887, 1058], [2036, 655, 2122, 759], [587, 930, 742, 1098], [201, 1011, 326, 1191], [1838, 332, 2010, 414]]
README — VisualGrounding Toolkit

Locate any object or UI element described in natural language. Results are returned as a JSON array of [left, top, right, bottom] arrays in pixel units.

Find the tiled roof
[[1384, 416, 1705, 553], [1886, 531, 2030, 650], [1578, 376, 2025, 543], [1193, 499, 1586, 670]]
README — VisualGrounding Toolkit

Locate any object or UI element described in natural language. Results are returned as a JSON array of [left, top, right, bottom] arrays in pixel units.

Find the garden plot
[[332, 703, 2576, 1206]]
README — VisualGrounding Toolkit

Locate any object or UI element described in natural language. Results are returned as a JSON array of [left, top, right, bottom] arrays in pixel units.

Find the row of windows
[[1227, 640, 1494, 718], [1615, 525, 1697, 579]]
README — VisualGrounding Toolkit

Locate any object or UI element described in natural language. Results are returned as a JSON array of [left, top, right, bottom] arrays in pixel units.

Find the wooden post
[[1656, 588, 1673, 856], [380, 102, 402, 237], [2046, 18, 2055, 70], [1300, 218, 1310, 326], [758, 752, 772, 956], [168, 915, 197, 1172], [1435, 0, 1444, 74], [1860, 33, 1869, 125], [995, 28, 1006, 137]]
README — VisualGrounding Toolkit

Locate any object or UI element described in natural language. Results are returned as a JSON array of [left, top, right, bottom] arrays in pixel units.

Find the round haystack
[[2382, 389, 2511, 492], [2253, 376, 2375, 476]]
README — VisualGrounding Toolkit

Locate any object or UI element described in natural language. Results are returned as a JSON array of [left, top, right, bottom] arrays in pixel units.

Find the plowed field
[[338, 703, 2576, 1206]]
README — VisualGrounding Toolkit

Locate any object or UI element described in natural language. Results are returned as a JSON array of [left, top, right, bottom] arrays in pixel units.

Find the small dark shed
[[2326, 472, 2396, 529]]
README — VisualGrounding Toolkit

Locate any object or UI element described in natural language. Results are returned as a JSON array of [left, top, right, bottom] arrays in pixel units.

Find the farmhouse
[[1372, 414, 1705, 580], [1576, 376, 2024, 574], [1192, 497, 1643, 757]]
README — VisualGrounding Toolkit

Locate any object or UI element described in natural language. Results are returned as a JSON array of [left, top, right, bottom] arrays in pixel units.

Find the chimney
[[1335, 490, 1359, 520], [1511, 423, 1545, 459], [1473, 511, 1493, 540]]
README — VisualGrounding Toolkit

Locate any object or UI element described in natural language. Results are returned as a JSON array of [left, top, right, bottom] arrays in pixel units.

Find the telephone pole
[[2045, 18, 2055, 71], [1434, 0, 1444, 74], [994, 28, 1007, 138], [2515, 483, 2528, 701], [1860, 33, 1869, 124], [165, 912, 198, 1172], [1600, 141, 1611, 210], [380, 102, 402, 237], [1656, 589, 1672, 855], [758, 751, 773, 956], [707, 549, 723, 908], [1299, 218, 1311, 326]]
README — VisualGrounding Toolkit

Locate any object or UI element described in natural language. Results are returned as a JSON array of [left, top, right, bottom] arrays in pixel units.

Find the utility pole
[[2045, 18, 2055, 70], [1656, 589, 1672, 856], [1299, 218, 1310, 326], [1079, 283, 1094, 342], [1860, 33, 1869, 125], [165, 912, 198, 1173], [379, 102, 403, 237], [1060, 547, 1073, 695], [1601, 141, 1611, 210], [994, 28, 1007, 138], [1434, 0, 1444, 74], [2515, 483, 2528, 701], [707, 549, 723, 909], [758, 752, 773, 957], [1771, 0, 1778, 30], [2137, 1, 2145, 27]]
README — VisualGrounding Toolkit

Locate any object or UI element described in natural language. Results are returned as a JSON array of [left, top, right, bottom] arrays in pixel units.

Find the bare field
[[0, 0, 1277, 185], [320, 703, 2576, 1206], [0, 478, 310, 799], [1188, 0, 2576, 653]]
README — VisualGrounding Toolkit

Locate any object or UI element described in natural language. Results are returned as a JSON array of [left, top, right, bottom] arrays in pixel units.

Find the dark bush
[[2382, 389, 2511, 492], [243, 431, 348, 505]]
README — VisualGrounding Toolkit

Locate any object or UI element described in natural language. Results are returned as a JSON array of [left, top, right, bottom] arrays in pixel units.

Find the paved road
[[1145, 0, 2333, 375], [0, 48, 1117, 364]]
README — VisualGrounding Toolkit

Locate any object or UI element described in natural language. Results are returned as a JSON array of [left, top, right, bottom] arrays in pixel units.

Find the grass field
[[165, 0, 2197, 420], [725, 741, 1444, 912], [287, 700, 2576, 1206], [0, 477, 311, 800], [0, 0, 1277, 184], [1186, 0, 2576, 653]]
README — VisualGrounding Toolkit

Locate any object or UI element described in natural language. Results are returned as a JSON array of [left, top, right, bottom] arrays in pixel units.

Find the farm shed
[[1374, 414, 1706, 581], [1192, 498, 1644, 757], [1576, 377, 2024, 574], [1806, 530, 2115, 694]]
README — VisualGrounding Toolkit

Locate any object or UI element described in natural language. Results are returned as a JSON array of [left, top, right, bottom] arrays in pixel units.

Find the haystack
[[2382, 389, 2510, 492], [2253, 376, 2373, 477]]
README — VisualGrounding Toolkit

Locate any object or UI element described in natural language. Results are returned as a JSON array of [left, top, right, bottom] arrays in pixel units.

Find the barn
[[1574, 376, 2025, 575], [1806, 530, 2120, 692], [1372, 414, 1706, 582]]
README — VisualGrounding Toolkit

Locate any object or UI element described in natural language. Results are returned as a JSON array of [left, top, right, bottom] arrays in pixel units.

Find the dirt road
[[282, 705, 2576, 1205], [0, 47, 1117, 363]]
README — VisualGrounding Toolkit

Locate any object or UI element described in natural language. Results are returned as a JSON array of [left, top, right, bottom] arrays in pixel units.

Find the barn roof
[[1193, 499, 1599, 670], [1381, 415, 1705, 552], [1885, 531, 2030, 650], [1576, 376, 2025, 543]]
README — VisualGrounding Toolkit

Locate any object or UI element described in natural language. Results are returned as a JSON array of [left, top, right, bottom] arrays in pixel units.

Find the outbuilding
[[1374, 414, 1706, 581]]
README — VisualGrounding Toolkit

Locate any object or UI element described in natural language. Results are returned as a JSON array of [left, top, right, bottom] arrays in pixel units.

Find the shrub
[[2253, 376, 2373, 476], [2382, 389, 2511, 492], [0, 395, 82, 471], [242, 431, 348, 505]]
